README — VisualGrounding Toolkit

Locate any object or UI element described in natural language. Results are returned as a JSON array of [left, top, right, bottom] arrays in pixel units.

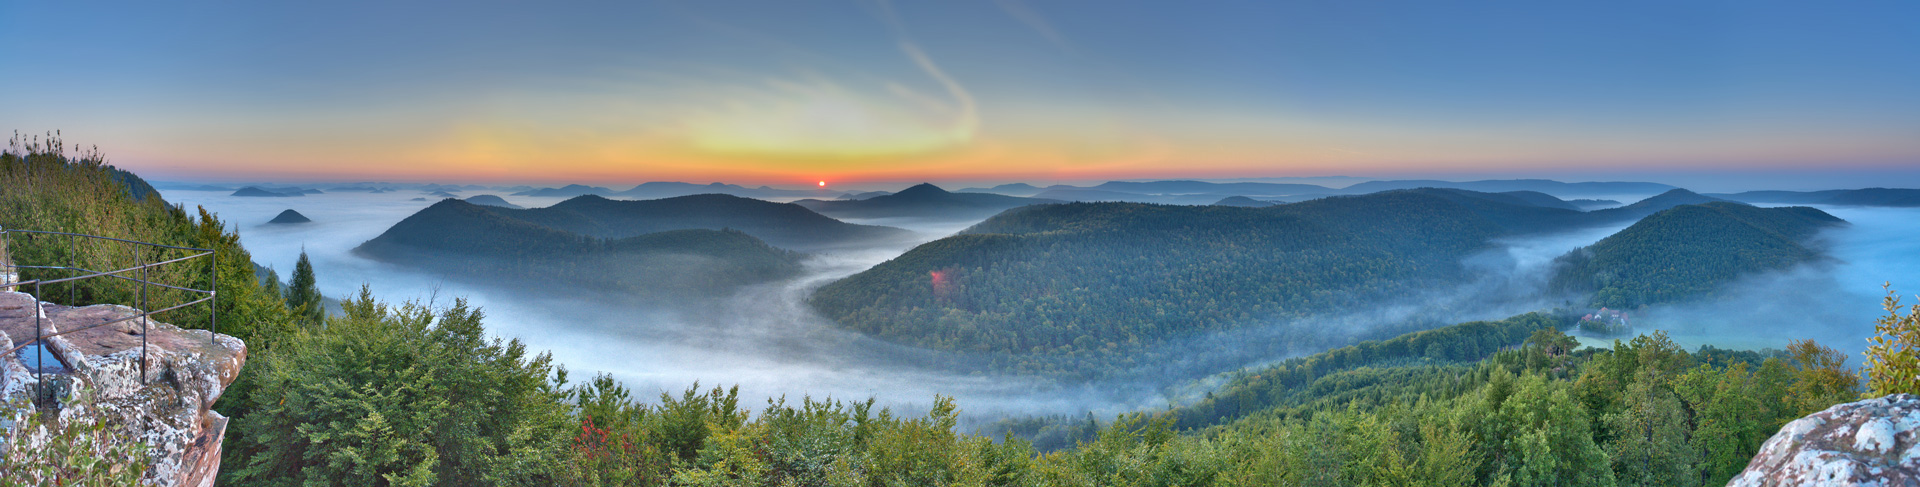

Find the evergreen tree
[[286, 250, 324, 324], [261, 267, 282, 301]]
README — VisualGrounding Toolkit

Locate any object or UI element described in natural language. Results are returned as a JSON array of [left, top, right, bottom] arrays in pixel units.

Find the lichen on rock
[[1731, 393, 1920, 486], [0, 290, 245, 487]]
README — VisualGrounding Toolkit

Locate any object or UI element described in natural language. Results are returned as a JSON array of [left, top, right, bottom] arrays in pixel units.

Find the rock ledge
[[0, 291, 245, 487], [1732, 393, 1920, 486]]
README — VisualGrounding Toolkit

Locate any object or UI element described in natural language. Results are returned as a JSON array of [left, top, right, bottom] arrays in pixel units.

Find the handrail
[[33, 252, 210, 286], [9, 265, 214, 294], [3, 228, 213, 252], [0, 228, 220, 406]]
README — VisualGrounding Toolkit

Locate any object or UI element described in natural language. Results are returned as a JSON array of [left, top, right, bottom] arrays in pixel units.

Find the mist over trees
[[1550, 202, 1844, 309], [808, 188, 1843, 379], [356, 198, 806, 300], [6, 135, 1909, 486]]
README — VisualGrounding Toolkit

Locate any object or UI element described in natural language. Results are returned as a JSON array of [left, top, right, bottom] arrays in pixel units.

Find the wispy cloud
[[993, 0, 1075, 54]]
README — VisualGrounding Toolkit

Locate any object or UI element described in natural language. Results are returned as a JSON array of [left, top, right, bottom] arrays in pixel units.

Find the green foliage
[[1579, 318, 1630, 337], [811, 191, 1558, 377], [0, 131, 294, 345], [286, 250, 324, 324], [0, 398, 151, 487], [1167, 312, 1566, 429], [1784, 339, 1860, 416], [1551, 202, 1843, 309], [227, 287, 572, 486], [1865, 284, 1920, 396], [5, 136, 1877, 485]]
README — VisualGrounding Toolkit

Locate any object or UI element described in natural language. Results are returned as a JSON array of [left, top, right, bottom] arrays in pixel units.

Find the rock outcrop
[[0, 290, 245, 486], [1731, 393, 1920, 486]]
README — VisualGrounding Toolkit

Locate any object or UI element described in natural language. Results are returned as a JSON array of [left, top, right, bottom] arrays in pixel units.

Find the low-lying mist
[[163, 190, 1165, 422], [161, 189, 1917, 427], [1637, 206, 1920, 360], [1133, 222, 1631, 400]]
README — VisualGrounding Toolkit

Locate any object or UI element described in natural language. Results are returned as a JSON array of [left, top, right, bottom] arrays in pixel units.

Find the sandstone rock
[[1731, 393, 1920, 486], [0, 290, 245, 486]]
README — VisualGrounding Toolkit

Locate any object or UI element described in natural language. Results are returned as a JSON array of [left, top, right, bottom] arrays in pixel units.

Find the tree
[[1607, 348, 1699, 487], [1785, 339, 1860, 415], [228, 287, 570, 486], [260, 267, 281, 301], [1865, 284, 1920, 397], [285, 250, 324, 324]]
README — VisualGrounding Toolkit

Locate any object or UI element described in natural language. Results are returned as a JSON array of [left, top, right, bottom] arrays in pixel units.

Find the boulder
[[0, 291, 245, 486], [1731, 393, 1920, 486]]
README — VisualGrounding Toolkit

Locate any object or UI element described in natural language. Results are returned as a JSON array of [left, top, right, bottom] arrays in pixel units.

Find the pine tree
[[286, 250, 324, 324], [261, 267, 282, 300]]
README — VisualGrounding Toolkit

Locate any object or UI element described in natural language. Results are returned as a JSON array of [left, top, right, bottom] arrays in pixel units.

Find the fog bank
[[161, 189, 1917, 425]]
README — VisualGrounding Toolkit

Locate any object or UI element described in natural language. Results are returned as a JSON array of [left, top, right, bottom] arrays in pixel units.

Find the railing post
[[33, 280, 42, 406], [210, 248, 218, 343], [139, 242, 148, 384], [67, 232, 75, 306]]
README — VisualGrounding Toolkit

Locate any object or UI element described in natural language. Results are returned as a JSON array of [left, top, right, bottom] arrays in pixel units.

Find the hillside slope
[[810, 190, 1562, 370], [493, 193, 910, 249], [357, 199, 802, 298], [1551, 202, 1845, 308]]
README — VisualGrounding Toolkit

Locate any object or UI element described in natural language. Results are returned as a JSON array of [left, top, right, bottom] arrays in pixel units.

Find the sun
[[818, 181, 827, 187]]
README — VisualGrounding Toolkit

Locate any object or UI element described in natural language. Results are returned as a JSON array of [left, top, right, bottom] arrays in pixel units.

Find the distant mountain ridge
[[1091, 180, 1330, 196], [489, 177, 1678, 204], [1028, 188, 1237, 205], [792, 183, 1063, 221], [1212, 196, 1276, 207], [615, 181, 834, 200], [1338, 179, 1675, 197], [464, 194, 523, 209], [957, 178, 1679, 200], [1713, 188, 1920, 207], [956, 183, 1045, 197], [232, 186, 300, 197], [513, 184, 612, 198]]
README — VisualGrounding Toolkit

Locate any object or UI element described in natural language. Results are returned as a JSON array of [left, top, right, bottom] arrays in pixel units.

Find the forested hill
[[490, 193, 910, 249], [809, 189, 1602, 376], [792, 183, 1062, 221], [357, 198, 802, 298], [1588, 188, 1729, 221], [1496, 190, 1581, 210], [1551, 202, 1844, 308]]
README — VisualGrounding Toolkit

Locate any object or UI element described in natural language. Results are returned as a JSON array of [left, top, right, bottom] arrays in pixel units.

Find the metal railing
[[0, 228, 218, 397]]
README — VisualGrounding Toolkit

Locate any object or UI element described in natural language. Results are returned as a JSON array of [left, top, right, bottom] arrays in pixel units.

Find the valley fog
[[1638, 205, 1920, 359], [163, 189, 1170, 422], [162, 189, 1918, 425]]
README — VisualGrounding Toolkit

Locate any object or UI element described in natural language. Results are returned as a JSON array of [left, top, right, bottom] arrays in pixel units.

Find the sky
[[3, 0, 1918, 188]]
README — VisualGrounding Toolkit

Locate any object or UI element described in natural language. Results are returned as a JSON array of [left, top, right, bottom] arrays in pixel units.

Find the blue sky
[[3, 0, 1916, 188]]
